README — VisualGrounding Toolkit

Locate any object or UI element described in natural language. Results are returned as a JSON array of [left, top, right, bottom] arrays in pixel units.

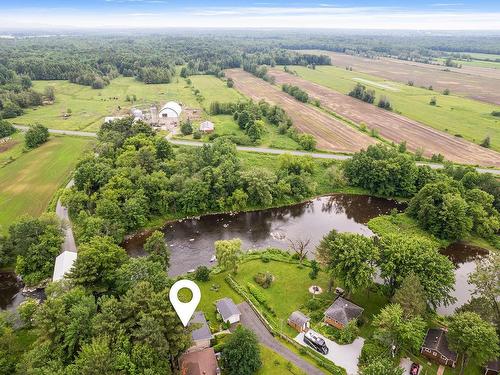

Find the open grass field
[[0, 135, 93, 234], [436, 57, 500, 69], [302, 50, 500, 105], [0, 132, 25, 166], [282, 64, 500, 153], [258, 345, 307, 375], [225, 69, 377, 153], [269, 68, 500, 167]]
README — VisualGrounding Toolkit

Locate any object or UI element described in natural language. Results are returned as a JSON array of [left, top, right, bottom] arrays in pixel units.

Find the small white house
[[216, 297, 241, 324], [199, 120, 215, 133], [158, 101, 182, 119], [52, 251, 77, 282]]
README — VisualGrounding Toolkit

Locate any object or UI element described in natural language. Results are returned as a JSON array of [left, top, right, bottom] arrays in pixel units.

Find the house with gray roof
[[421, 328, 457, 368], [324, 296, 364, 329], [216, 298, 240, 324], [288, 311, 310, 333], [188, 311, 213, 352]]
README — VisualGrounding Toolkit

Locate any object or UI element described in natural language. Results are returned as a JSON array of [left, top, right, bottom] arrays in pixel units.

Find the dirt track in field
[[268, 69, 500, 168], [224, 69, 376, 153], [305, 51, 500, 106]]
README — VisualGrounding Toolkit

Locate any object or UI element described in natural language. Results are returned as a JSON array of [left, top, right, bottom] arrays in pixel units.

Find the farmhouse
[[484, 359, 499, 375], [324, 296, 363, 329], [179, 347, 219, 375], [199, 120, 215, 133], [216, 297, 241, 324], [421, 328, 457, 368], [188, 311, 213, 353], [52, 251, 77, 282], [288, 311, 310, 333]]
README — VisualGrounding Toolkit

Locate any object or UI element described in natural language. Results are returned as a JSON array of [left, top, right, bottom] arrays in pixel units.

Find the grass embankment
[[258, 345, 307, 375], [368, 213, 498, 252], [284, 65, 500, 152], [0, 135, 94, 234]]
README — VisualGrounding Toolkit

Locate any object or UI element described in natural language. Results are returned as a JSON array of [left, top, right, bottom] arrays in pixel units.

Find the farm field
[[436, 57, 500, 69], [13, 75, 245, 133], [0, 135, 93, 234], [302, 50, 500, 105], [224, 69, 377, 153], [281, 65, 500, 153], [269, 68, 500, 167]]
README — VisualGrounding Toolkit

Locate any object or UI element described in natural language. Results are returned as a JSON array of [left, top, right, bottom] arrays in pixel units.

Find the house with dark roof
[[179, 347, 220, 375], [421, 328, 458, 368], [216, 298, 241, 324], [485, 359, 500, 375], [288, 311, 310, 333], [187, 311, 213, 353], [324, 296, 363, 329]]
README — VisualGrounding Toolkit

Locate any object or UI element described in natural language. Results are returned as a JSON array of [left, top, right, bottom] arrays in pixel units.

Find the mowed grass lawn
[[285, 65, 500, 152], [0, 135, 93, 233]]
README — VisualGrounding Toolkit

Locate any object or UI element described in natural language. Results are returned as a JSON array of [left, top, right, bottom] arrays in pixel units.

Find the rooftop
[[52, 251, 77, 282], [180, 347, 218, 375], [422, 328, 458, 361], [288, 311, 310, 326], [190, 311, 213, 342], [324, 296, 364, 326], [216, 297, 240, 320]]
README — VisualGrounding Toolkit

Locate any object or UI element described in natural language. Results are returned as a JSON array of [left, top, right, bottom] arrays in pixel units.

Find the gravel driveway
[[294, 331, 364, 375], [237, 302, 326, 375]]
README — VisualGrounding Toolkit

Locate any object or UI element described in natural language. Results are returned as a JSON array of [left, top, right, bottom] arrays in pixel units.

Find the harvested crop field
[[268, 69, 500, 168], [303, 50, 500, 105], [224, 69, 376, 153]]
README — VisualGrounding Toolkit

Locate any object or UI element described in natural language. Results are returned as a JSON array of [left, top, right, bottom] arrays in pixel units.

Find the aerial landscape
[[0, 1, 499, 375]]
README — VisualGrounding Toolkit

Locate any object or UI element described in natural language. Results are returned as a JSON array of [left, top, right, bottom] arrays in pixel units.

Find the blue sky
[[1, 0, 500, 30]]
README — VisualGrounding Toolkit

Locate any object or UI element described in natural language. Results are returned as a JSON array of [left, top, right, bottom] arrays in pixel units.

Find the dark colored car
[[410, 363, 420, 375], [303, 330, 329, 355]]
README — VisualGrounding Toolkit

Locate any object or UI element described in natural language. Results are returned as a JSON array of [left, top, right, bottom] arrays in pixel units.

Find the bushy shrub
[[359, 339, 389, 366], [0, 120, 16, 138], [25, 123, 49, 149], [180, 120, 193, 135], [193, 130, 202, 139], [254, 272, 273, 289], [194, 266, 210, 281]]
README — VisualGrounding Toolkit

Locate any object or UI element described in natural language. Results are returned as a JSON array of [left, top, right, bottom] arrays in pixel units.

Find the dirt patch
[[224, 69, 376, 153], [268, 68, 500, 168], [308, 51, 500, 106], [183, 107, 203, 122], [0, 139, 18, 153]]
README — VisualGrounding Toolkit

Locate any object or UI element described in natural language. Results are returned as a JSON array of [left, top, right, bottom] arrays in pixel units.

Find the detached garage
[[216, 298, 240, 324]]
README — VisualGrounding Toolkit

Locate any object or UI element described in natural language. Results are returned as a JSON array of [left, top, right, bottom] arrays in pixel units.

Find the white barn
[[158, 101, 182, 119], [52, 251, 77, 282]]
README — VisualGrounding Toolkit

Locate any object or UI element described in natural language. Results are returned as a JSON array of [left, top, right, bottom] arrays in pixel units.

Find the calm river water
[[1, 194, 488, 315]]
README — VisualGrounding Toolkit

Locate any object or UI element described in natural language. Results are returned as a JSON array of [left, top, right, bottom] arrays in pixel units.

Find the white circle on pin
[[169, 279, 201, 327]]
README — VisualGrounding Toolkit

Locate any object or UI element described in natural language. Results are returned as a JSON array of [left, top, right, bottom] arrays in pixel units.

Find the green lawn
[[257, 345, 307, 375], [436, 57, 500, 69], [13, 77, 201, 132], [283, 65, 500, 152], [189, 75, 244, 107], [0, 135, 93, 234], [0, 132, 26, 166]]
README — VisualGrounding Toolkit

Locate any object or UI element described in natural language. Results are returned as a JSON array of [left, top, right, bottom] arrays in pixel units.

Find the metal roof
[[216, 298, 240, 320], [190, 311, 213, 341], [52, 251, 77, 281]]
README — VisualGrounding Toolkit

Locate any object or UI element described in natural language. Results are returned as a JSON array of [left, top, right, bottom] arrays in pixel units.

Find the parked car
[[410, 363, 420, 375], [303, 330, 329, 355]]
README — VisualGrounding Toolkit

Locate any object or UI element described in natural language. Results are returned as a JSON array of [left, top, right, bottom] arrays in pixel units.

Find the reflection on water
[[0, 272, 25, 311], [124, 194, 406, 276], [437, 242, 489, 316]]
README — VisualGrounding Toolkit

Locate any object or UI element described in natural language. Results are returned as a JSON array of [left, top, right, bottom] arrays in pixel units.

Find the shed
[[159, 101, 182, 118], [421, 328, 457, 368], [131, 108, 144, 121], [216, 298, 240, 324], [179, 347, 219, 375], [199, 121, 215, 133], [324, 296, 363, 329], [52, 251, 77, 282], [188, 311, 213, 352], [287, 311, 310, 333]]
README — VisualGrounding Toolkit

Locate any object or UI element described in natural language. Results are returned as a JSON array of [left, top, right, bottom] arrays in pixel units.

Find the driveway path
[[55, 180, 77, 253], [237, 302, 326, 375], [13, 125, 500, 175]]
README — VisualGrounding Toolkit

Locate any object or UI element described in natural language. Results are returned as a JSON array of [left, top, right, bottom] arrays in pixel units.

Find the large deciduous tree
[[392, 273, 427, 318], [144, 230, 170, 268], [215, 238, 242, 274], [221, 326, 261, 375]]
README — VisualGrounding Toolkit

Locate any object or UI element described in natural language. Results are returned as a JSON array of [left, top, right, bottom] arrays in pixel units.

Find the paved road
[[13, 125, 500, 175], [55, 180, 77, 253], [237, 302, 326, 375]]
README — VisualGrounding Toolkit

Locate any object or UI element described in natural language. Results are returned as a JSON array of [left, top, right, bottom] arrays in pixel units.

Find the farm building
[[159, 101, 182, 119], [52, 251, 77, 282], [187, 311, 213, 353], [324, 296, 363, 329], [216, 297, 241, 324], [199, 120, 215, 133], [131, 108, 144, 121], [485, 360, 499, 375], [179, 347, 219, 375], [421, 328, 457, 368], [288, 311, 310, 333]]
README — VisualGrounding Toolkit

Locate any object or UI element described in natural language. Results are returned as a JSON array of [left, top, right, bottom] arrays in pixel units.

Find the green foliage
[[448, 311, 499, 371], [362, 358, 404, 375], [372, 303, 426, 354], [18, 298, 38, 328], [254, 271, 274, 289], [378, 234, 455, 308], [392, 273, 427, 318], [24, 124, 49, 149], [221, 326, 262, 375], [309, 259, 319, 280], [144, 230, 170, 268], [359, 338, 390, 367], [282, 84, 309, 102], [0, 120, 16, 138], [194, 265, 210, 282], [180, 119, 193, 135], [318, 320, 359, 345], [215, 238, 242, 274], [377, 96, 392, 110], [349, 83, 375, 103]]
